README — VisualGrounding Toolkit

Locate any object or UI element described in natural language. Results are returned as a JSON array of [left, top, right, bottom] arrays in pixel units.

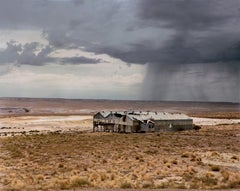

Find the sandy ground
[[0, 115, 93, 136]]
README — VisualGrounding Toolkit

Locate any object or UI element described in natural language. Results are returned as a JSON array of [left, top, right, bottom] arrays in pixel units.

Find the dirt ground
[[0, 125, 240, 190], [0, 98, 239, 190]]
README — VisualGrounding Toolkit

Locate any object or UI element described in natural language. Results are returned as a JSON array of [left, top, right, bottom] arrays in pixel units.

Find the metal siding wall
[[154, 120, 193, 131]]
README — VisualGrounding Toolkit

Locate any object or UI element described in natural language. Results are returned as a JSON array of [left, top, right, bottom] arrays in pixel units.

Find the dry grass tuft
[[181, 152, 190, 158], [0, 123, 240, 190], [231, 155, 238, 160], [70, 176, 91, 188], [210, 165, 221, 172], [120, 181, 132, 189]]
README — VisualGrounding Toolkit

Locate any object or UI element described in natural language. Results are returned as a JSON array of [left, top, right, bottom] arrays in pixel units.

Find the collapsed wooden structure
[[93, 111, 193, 133]]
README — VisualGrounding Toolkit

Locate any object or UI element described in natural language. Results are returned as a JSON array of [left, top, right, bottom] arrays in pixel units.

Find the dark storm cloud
[[0, 0, 239, 101], [18, 43, 54, 66], [98, 0, 239, 66], [139, 0, 230, 30], [1, 0, 240, 65], [0, 41, 102, 66], [0, 41, 21, 64], [220, 42, 240, 62], [0, 41, 54, 66], [136, 0, 240, 102], [60, 57, 102, 64]]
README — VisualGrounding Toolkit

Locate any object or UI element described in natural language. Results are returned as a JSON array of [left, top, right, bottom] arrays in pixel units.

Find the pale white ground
[[0, 115, 93, 135], [0, 116, 240, 136], [192, 117, 240, 126]]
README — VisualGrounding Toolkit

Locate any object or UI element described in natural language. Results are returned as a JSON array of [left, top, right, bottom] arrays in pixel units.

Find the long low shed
[[93, 111, 193, 133]]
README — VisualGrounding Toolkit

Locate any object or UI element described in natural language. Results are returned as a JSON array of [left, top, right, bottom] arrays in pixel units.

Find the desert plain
[[0, 98, 239, 191]]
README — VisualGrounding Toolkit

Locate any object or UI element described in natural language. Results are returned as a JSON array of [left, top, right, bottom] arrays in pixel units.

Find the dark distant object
[[23, 108, 30, 112], [193, 125, 201, 130], [0, 108, 30, 114], [93, 111, 193, 133]]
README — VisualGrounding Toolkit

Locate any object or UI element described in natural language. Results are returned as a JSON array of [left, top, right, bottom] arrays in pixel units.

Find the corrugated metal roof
[[97, 111, 191, 121], [137, 112, 191, 120], [98, 111, 111, 118]]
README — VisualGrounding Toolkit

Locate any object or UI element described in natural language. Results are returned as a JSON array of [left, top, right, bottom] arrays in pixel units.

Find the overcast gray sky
[[0, 0, 239, 102]]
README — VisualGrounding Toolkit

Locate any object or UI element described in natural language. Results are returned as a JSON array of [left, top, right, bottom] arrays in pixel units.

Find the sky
[[0, 0, 239, 102]]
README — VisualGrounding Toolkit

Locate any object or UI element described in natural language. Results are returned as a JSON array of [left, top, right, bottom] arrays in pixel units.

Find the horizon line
[[0, 96, 239, 104]]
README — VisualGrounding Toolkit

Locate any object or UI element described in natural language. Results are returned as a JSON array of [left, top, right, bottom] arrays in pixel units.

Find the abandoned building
[[93, 111, 193, 133]]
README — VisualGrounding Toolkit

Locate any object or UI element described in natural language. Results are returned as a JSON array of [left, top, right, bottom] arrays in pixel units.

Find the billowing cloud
[[0, 41, 53, 66], [0, 41, 102, 66], [0, 0, 239, 101], [0, 41, 21, 64]]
